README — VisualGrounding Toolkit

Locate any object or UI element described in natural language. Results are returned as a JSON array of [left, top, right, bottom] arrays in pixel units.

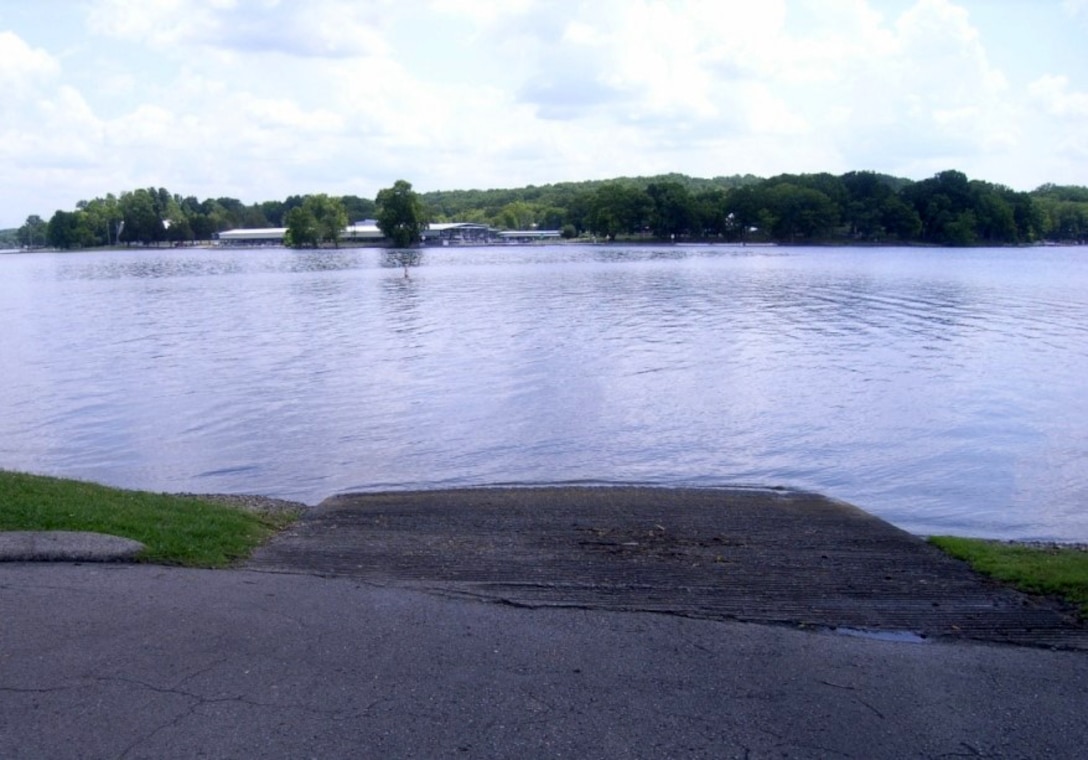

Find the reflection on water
[[1, 244, 1086, 541]]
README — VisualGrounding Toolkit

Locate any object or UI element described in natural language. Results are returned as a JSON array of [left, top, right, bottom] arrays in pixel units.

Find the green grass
[[0, 470, 298, 567], [930, 536, 1088, 618]]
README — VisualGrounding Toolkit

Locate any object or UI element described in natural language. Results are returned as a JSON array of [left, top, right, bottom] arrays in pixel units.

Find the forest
[[3, 169, 1087, 250]]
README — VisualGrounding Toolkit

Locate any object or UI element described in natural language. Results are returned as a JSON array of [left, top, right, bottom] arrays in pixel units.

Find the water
[[2, 244, 1086, 541]]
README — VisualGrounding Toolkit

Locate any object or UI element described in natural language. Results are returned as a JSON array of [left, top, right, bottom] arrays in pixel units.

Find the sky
[[1, 0, 1086, 228]]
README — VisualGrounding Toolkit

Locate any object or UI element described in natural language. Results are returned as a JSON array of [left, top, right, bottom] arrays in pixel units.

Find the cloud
[[1025, 74, 1088, 174], [0, 33, 101, 179], [811, 0, 1016, 172], [1029, 74, 1088, 118], [427, 0, 535, 25], [87, 0, 391, 58], [498, 0, 1019, 179], [0, 30, 61, 92], [511, 0, 787, 123]]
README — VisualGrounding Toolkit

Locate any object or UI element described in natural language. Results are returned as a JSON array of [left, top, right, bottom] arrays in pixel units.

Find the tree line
[[7, 190, 379, 250], [6, 169, 1088, 250]]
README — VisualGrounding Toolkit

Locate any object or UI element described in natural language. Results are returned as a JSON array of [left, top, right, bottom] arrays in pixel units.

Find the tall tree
[[118, 189, 164, 245], [46, 210, 91, 249], [17, 214, 48, 248], [376, 180, 427, 248], [284, 206, 319, 248], [77, 195, 123, 246], [303, 194, 349, 247], [901, 170, 974, 244], [647, 181, 695, 239], [587, 183, 650, 240], [694, 187, 730, 237], [722, 185, 765, 241], [340, 195, 376, 222], [763, 184, 838, 241], [497, 200, 537, 230]]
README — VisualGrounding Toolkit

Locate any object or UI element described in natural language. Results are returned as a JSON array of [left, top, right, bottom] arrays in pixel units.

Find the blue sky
[[1, 0, 1086, 228]]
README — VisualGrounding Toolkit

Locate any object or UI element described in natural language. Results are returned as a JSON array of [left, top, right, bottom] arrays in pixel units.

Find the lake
[[1, 244, 1086, 541]]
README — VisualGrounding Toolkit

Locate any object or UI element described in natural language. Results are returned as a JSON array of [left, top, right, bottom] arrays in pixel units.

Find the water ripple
[[2, 245, 1087, 540]]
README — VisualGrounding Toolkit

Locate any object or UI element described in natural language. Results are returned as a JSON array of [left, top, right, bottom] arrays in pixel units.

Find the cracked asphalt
[[2, 487, 1087, 758]]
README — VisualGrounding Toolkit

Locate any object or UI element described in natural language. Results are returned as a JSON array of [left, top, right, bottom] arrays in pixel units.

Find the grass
[[0, 470, 299, 567], [930, 535, 1088, 618]]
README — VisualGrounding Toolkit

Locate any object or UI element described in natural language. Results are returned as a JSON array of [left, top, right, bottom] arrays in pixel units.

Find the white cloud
[[1029, 74, 1088, 118], [427, 0, 535, 25], [510, 0, 790, 123], [491, 0, 1022, 179], [0, 30, 60, 91], [87, 0, 391, 58]]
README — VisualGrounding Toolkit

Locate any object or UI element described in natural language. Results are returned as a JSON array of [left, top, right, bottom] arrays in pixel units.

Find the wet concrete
[[248, 486, 1088, 650]]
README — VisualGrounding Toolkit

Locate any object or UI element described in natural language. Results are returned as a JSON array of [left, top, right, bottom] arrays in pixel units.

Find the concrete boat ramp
[[248, 486, 1088, 650]]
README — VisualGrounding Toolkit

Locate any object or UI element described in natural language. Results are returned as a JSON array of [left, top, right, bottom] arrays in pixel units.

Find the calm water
[[2, 244, 1086, 541]]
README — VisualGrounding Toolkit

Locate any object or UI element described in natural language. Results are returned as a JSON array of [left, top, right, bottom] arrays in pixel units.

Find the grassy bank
[[0, 470, 299, 567], [930, 536, 1088, 618]]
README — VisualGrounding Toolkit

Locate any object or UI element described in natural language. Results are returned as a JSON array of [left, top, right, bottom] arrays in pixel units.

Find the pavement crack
[[856, 697, 886, 720], [937, 742, 1001, 758], [170, 657, 231, 690]]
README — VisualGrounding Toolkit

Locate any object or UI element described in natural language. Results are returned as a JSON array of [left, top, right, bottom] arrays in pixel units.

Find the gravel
[[998, 540, 1088, 553], [178, 493, 311, 516]]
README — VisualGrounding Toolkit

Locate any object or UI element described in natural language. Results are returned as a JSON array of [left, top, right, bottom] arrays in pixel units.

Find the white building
[[216, 221, 555, 246]]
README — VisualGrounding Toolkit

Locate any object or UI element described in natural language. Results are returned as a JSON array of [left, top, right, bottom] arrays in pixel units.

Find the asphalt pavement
[[2, 487, 1087, 758]]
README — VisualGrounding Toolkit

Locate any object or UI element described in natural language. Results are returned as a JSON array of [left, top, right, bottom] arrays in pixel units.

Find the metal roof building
[[216, 221, 552, 246], [421, 222, 498, 245], [216, 227, 287, 244]]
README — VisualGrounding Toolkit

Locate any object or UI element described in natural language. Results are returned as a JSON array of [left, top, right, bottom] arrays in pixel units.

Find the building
[[421, 222, 499, 246], [215, 227, 287, 245], [343, 220, 384, 242], [215, 221, 558, 246], [498, 229, 562, 243]]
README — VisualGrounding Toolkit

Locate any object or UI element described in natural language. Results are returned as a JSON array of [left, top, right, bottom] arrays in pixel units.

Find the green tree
[[1005, 189, 1045, 243], [841, 171, 894, 240], [376, 180, 428, 248], [722, 185, 765, 241], [340, 195, 376, 222], [46, 210, 92, 249], [17, 214, 48, 248], [496, 200, 536, 230], [880, 196, 923, 240], [763, 184, 838, 241], [303, 193, 349, 247], [901, 170, 975, 244], [284, 206, 319, 248], [647, 181, 695, 239], [565, 189, 593, 234], [588, 183, 650, 240], [186, 198, 218, 240], [690, 187, 724, 237], [119, 189, 164, 245], [77, 195, 124, 246], [1036, 197, 1088, 242], [944, 210, 979, 246], [972, 191, 1016, 244], [240, 206, 270, 229], [537, 206, 566, 230]]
